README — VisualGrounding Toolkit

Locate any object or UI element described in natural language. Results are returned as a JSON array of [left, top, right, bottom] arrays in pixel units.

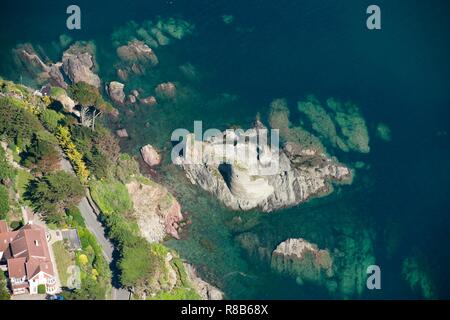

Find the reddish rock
[[155, 82, 176, 100], [164, 200, 183, 239], [140, 144, 161, 167]]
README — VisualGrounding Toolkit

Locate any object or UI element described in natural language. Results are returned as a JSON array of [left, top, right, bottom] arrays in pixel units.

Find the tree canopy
[[28, 171, 84, 217]]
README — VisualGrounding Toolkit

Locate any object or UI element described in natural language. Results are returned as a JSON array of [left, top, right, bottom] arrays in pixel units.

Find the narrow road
[[60, 155, 130, 300]]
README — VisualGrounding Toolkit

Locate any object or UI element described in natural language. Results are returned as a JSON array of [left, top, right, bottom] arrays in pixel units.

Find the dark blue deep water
[[1, 0, 449, 299]]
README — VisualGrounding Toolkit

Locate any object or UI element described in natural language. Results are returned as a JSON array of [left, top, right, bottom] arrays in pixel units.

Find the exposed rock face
[[126, 180, 183, 243], [176, 122, 351, 212], [62, 42, 101, 88], [107, 81, 126, 105], [155, 82, 176, 100], [271, 238, 334, 286], [52, 90, 76, 114], [184, 263, 224, 300], [140, 144, 161, 167], [116, 40, 158, 76], [13, 44, 67, 88]]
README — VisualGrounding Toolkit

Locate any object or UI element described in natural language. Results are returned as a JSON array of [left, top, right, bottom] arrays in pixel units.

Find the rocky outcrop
[[13, 44, 67, 88], [140, 144, 161, 167], [50, 88, 77, 114], [271, 238, 334, 285], [175, 121, 351, 212], [126, 179, 183, 243], [62, 42, 101, 88], [116, 40, 158, 77], [107, 81, 125, 105], [184, 263, 224, 300], [116, 128, 129, 138]]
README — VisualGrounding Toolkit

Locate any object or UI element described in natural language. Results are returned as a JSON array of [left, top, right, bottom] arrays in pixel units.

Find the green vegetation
[[0, 271, 10, 300], [90, 179, 132, 215], [39, 108, 65, 132], [0, 95, 44, 149], [27, 171, 84, 220], [22, 134, 61, 174], [68, 81, 112, 113], [0, 147, 15, 182], [62, 227, 111, 300], [149, 286, 200, 300], [15, 169, 33, 200], [56, 125, 90, 181], [65, 206, 86, 228], [1, 78, 201, 300], [0, 185, 9, 219], [49, 86, 67, 99], [37, 284, 46, 294], [53, 241, 75, 287]]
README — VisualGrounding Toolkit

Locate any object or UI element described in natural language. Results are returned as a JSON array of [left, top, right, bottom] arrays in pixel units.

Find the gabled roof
[[0, 221, 8, 234], [0, 222, 55, 280], [7, 257, 27, 279], [0, 231, 18, 253], [26, 258, 54, 279], [10, 224, 50, 260]]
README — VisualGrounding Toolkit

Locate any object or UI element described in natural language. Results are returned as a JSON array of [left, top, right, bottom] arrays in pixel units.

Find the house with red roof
[[0, 221, 57, 295]]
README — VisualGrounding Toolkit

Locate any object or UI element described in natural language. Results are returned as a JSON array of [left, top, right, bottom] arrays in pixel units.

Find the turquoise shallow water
[[1, 0, 449, 299]]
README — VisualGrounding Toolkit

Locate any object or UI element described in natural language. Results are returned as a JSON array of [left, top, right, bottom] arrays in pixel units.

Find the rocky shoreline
[[176, 121, 352, 212]]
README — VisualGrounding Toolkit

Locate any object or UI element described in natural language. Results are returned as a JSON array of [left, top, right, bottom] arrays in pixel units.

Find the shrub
[[0, 147, 15, 181], [0, 185, 9, 219], [66, 206, 86, 227], [27, 171, 84, 217], [0, 97, 44, 149], [78, 254, 89, 266], [56, 125, 89, 181], [22, 135, 61, 173], [9, 220, 22, 230], [0, 271, 10, 300], [90, 179, 132, 215], [37, 284, 46, 294], [39, 109, 64, 132]]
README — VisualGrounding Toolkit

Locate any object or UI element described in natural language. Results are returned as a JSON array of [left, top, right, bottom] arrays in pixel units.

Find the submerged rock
[[62, 42, 101, 88], [128, 94, 137, 104], [376, 122, 392, 142], [13, 44, 67, 88], [112, 17, 194, 49], [140, 144, 161, 167], [116, 40, 158, 76], [107, 81, 126, 105], [155, 82, 176, 100], [176, 121, 351, 212], [297, 96, 370, 153], [271, 238, 334, 285]]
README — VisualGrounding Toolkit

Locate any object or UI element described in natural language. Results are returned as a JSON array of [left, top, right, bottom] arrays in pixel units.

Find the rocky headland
[[175, 120, 351, 212]]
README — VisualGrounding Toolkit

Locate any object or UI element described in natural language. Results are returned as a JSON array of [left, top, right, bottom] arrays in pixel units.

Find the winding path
[[59, 155, 130, 300]]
